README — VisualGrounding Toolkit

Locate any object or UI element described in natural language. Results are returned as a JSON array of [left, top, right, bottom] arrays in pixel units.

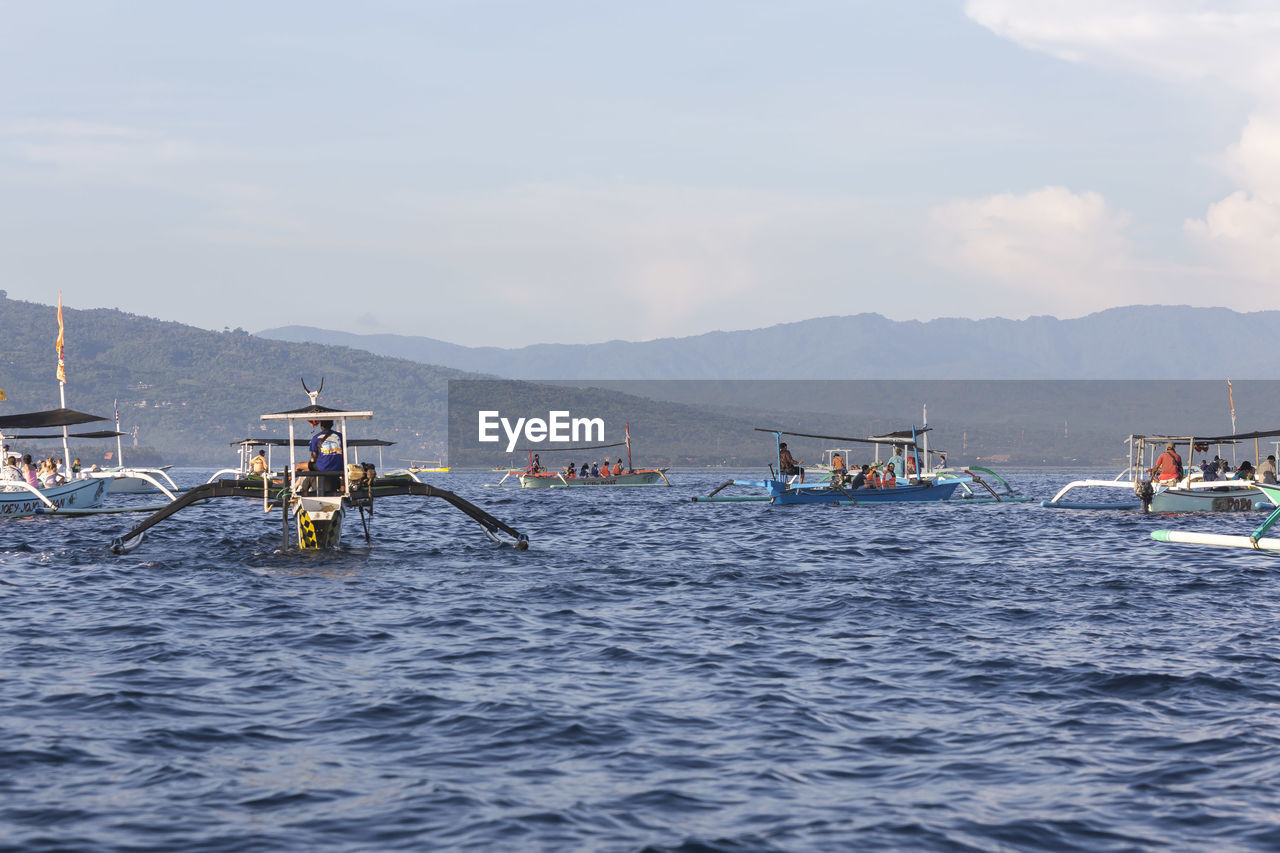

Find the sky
[[1, 1, 1278, 347]]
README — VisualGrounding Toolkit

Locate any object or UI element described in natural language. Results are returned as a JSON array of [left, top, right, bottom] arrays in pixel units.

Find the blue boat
[[694, 427, 998, 505]]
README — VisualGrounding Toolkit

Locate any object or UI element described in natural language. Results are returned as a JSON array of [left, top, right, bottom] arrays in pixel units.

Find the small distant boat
[[1043, 430, 1276, 513], [494, 423, 670, 488], [405, 459, 451, 473]]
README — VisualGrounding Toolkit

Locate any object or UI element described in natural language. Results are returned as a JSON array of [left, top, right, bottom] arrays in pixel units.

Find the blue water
[[4, 468, 1280, 852]]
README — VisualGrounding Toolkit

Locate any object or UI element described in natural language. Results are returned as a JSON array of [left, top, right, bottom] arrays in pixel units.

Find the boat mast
[[56, 293, 72, 478], [626, 422, 632, 472], [114, 399, 124, 469]]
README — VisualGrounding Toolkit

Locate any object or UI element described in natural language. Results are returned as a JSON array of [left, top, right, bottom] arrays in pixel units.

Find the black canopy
[[0, 408, 108, 430], [229, 437, 396, 448], [6, 430, 125, 439]]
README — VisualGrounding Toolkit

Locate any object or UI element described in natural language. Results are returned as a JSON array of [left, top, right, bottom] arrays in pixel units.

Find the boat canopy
[[0, 408, 108, 429], [229, 437, 394, 447], [754, 427, 931, 448], [6, 429, 125, 439], [1132, 427, 1280, 444], [261, 404, 373, 422]]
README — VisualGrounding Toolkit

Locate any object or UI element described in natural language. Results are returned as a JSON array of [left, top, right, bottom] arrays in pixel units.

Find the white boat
[[110, 379, 529, 553], [494, 423, 671, 489], [1043, 430, 1275, 513], [0, 476, 107, 518]]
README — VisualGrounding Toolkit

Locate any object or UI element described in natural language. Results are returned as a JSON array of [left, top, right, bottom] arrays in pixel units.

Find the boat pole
[[56, 293, 72, 479], [626, 422, 633, 472]]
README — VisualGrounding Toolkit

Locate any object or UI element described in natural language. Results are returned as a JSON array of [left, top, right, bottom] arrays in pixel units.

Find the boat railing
[[0, 479, 59, 509], [1046, 479, 1138, 505], [85, 468, 180, 501]]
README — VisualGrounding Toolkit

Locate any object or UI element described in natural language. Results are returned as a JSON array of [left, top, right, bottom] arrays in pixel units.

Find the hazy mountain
[[260, 306, 1280, 379]]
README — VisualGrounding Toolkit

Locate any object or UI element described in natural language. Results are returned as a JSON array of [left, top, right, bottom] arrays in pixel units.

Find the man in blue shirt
[[887, 446, 906, 478], [296, 419, 343, 493]]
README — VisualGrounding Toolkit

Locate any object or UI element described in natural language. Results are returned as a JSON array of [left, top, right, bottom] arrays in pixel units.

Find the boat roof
[[1132, 428, 1280, 443], [755, 427, 930, 448], [261, 403, 373, 421], [230, 437, 395, 447], [0, 408, 108, 429], [510, 441, 627, 453], [7, 430, 125, 440]]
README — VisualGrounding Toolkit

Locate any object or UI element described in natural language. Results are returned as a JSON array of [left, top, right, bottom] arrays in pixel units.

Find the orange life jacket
[[870, 470, 882, 488], [612, 463, 623, 475], [882, 470, 897, 488]]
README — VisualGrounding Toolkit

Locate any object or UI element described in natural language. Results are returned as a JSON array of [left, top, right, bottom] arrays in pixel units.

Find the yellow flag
[[56, 292, 66, 383], [0, 388, 6, 401]]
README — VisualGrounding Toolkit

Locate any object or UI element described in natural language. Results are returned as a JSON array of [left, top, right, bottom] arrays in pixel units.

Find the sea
[[4, 467, 1280, 852]]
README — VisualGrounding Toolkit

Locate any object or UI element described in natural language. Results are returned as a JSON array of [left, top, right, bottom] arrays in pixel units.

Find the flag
[[56, 292, 66, 383], [0, 388, 6, 401], [114, 399, 119, 424]]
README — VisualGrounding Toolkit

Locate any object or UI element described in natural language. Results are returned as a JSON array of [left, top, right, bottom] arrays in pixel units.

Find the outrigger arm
[[109, 478, 531, 553]]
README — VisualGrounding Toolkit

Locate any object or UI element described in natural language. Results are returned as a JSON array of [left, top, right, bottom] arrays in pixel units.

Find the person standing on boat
[[1261, 455, 1278, 485], [888, 446, 906, 479], [831, 452, 846, 472], [779, 442, 804, 484], [532, 453, 541, 474], [1149, 442, 1183, 485]]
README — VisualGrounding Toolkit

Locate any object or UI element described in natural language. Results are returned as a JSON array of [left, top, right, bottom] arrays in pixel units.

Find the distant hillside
[[261, 306, 1280, 379], [0, 296, 475, 465]]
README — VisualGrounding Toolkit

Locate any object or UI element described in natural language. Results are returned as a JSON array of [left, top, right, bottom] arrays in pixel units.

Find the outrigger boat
[[405, 460, 451, 474], [209, 437, 399, 483], [494, 423, 670, 488], [0, 407, 179, 517], [1151, 480, 1280, 552], [109, 381, 528, 553], [695, 428, 1018, 505], [1042, 430, 1276, 513]]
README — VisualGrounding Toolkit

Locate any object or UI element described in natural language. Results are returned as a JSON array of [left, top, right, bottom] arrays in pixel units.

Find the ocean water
[[4, 467, 1280, 852]]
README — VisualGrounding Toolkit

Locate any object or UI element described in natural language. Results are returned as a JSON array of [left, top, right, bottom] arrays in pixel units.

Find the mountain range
[[260, 306, 1280, 380]]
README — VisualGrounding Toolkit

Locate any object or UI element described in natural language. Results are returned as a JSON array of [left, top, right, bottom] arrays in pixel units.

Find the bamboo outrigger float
[[1042, 430, 1278, 513], [109, 381, 529, 553], [1151, 481, 1280, 552]]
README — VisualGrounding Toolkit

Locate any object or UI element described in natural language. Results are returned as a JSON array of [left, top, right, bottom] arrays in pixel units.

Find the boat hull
[[768, 479, 962, 505], [0, 478, 107, 518], [296, 496, 343, 548], [1149, 487, 1272, 513], [518, 469, 668, 488]]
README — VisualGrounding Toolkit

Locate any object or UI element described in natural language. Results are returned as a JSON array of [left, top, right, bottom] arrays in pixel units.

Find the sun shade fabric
[[0, 408, 108, 429], [229, 438, 396, 447], [6, 430, 125, 439]]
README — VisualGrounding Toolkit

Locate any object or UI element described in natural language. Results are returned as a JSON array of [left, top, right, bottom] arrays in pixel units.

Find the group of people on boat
[[782, 443, 919, 490], [1, 453, 70, 489], [1150, 442, 1279, 485], [563, 457, 628, 480], [1198, 454, 1277, 484]]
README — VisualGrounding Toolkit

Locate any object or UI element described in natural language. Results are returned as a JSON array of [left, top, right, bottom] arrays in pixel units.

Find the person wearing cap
[[1260, 455, 1278, 485], [778, 442, 804, 484], [1149, 441, 1183, 484]]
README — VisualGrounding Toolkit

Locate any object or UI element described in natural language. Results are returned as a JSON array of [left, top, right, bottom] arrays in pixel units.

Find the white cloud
[[930, 186, 1139, 313], [966, 1, 1280, 298]]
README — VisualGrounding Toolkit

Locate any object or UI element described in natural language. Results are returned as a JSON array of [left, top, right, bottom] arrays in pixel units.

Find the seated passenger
[[612, 460, 623, 476], [882, 466, 897, 488], [579, 463, 590, 479], [1237, 460, 1255, 481], [564, 464, 576, 479], [590, 463, 600, 478], [848, 465, 868, 490]]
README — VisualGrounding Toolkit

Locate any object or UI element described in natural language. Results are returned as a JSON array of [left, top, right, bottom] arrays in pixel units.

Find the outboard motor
[[1138, 479, 1155, 513]]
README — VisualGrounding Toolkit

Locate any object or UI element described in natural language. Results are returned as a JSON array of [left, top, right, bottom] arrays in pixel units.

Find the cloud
[[966, 1, 1280, 297], [930, 186, 1138, 313]]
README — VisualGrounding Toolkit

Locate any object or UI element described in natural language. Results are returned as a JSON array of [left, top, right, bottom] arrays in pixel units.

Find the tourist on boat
[[579, 462, 590, 479], [71, 458, 81, 475], [564, 463, 575, 480], [590, 463, 600, 478], [831, 452, 846, 472], [1261, 455, 1278, 485], [295, 419, 343, 494], [21, 454, 38, 487], [601, 459, 611, 477], [1200, 459, 1217, 482], [888, 446, 905, 478], [1236, 460, 1256, 481], [39, 457, 61, 488], [532, 453, 541, 474], [612, 460, 623, 476], [1, 455, 21, 484], [869, 466, 882, 489], [778, 442, 804, 484], [249, 450, 269, 475], [1149, 442, 1183, 484], [882, 466, 897, 488], [847, 465, 868, 490]]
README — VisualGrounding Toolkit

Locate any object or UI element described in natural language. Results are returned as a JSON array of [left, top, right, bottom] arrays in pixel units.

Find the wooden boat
[[695, 427, 1012, 505], [494, 423, 670, 489], [1151, 481, 1280, 552], [0, 407, 178, 517], [1042, 430, 1276, 513], [405, 460, 451, 473], [110, 381, 528, 553]]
